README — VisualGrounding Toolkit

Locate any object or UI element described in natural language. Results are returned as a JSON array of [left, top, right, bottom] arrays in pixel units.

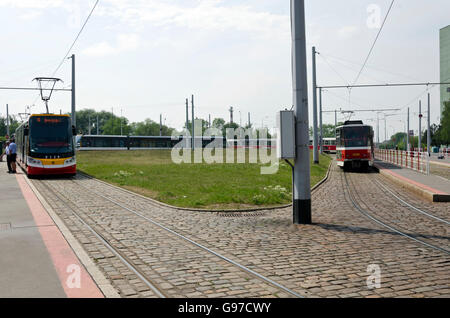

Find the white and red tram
[[336, 121, 374, 170]]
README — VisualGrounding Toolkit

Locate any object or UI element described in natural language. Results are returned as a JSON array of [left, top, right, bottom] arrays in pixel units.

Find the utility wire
[[32, 0, 100, 105], [317, 53, 350, 86], [399, 76, 450, 111], [51, 0, 100, 77], [320, 52, 422, 82], [352, 0, 395, 86]]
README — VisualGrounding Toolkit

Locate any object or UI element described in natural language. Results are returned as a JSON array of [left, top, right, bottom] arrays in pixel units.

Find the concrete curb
[[373, 164, 450, 203], [23, 176, 121, 298], [78, 159, 334, 214]]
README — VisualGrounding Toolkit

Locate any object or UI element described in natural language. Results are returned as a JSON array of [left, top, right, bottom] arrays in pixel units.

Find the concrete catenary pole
[[312, 46, 319, 163], [71, 54, 76, 128], [419, 100, 422, 152], [319, 87, 323, 154], [291, 0, 311, 225], [6, 104, 10, 137], [407, 108, 410, 152]]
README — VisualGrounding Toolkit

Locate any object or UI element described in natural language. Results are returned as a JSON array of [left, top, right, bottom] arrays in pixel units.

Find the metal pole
[[407, 108, 410, 152], [160, 114, 162, 136], [185, 98, 189, 133], [291, 0, 311, 225], [319, 87, 323, 154], [312, 46, 319, 164], [334, 110, 337, 138], [419, 100, 422, 153], [427, 93, 431, 175], [6, 104, 10, 137], [377, 113, 380, 145], [120, 109, 123, 136], [191, 95, 195, 151], [71, 54, 76, 127]]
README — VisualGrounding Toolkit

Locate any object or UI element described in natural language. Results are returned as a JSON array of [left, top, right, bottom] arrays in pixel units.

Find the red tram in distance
[[15, 114, 77, 176], [308, 138, 337, 153], [336, 121, 374, 170]]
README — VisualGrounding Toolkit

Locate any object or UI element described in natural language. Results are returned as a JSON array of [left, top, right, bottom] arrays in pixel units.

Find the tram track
[[371, 178, 450, 226], [32, 177, 305, 298], [342, 171, 450, 255], [37, 180, 167, 298]]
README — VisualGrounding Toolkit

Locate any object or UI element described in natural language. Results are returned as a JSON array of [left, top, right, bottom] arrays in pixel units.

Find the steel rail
[[373, 179, 450, 226], [72, 178, 304, 298], [37, 180, 167, 298], [343, 172, 450, 255]]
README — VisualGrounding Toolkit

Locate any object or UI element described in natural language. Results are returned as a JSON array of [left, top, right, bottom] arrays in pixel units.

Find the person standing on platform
[[9, 138, 17, 174], [5, 141, 12, 173]]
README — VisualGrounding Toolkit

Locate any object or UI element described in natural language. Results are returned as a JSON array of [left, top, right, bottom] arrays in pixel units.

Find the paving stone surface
[[31, 162, 450, 298]]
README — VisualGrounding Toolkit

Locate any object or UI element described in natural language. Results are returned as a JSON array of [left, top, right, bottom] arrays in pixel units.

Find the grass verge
[[77, 150, 331, 209]]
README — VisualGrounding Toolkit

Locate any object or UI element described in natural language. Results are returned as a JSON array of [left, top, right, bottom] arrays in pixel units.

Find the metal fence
[[375, 149, 429, 175]]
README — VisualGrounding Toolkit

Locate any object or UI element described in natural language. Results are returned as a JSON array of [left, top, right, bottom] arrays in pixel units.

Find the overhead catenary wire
[[352, 0, 395, 86], [32, 0, 100, 105], [51, 0, 100, 78]]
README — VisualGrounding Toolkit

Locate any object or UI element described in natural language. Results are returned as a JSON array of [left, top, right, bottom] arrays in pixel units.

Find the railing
[[375, 149, 429, 175]]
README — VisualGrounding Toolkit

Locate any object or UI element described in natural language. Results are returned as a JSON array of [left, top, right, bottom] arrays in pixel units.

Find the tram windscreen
[[341, 126, 371, 147], [29, 116, 73, 154]]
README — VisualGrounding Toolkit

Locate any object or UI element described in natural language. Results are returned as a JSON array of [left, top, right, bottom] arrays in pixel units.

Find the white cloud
[[337, 25, 360, 39], [97, 0, 290, 38], [82, 33, 140, 57], [19, 10, 43, 20]]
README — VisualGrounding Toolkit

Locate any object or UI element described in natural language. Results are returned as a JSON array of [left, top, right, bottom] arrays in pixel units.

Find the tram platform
[[0, 162, 109, 298], [374, 160, 450, 202]]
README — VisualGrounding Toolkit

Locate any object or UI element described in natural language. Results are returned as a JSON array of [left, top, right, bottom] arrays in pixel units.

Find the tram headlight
[[28, 158, 43, 166], [64, 157, 76, 165]]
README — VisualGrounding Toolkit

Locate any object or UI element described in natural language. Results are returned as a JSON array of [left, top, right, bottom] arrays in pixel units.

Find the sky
[[0, 0, 449, 140]]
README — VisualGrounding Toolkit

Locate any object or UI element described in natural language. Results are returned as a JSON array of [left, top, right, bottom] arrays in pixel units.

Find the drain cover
[[0, 223, 11, 232]]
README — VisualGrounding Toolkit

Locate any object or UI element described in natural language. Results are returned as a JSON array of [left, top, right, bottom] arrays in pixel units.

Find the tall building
[[440, 25, 450, 120]]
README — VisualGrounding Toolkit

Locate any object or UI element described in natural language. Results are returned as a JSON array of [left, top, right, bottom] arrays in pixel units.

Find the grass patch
[[77, 150, 331, 209]]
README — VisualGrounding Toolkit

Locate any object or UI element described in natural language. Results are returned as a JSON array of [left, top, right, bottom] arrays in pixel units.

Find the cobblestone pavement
[[430, 164, 450, 180], [31, 162, 450, 298]]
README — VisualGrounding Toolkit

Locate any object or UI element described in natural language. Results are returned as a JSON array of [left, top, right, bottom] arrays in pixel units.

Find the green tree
[[131, 119, 174, 136], [212, 118, 225, 130], [102, 117, 131, 136], [0, 115, 21, 138]]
